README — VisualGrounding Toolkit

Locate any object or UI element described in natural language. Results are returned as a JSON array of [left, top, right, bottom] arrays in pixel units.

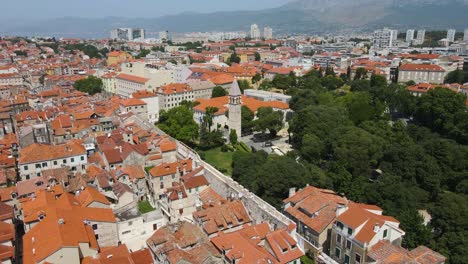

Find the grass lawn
[[200, 147, 234, 176], [138, 200, 155, 214]]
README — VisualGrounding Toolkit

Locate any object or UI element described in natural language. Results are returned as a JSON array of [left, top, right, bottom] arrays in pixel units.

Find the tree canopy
[[230, 67, 468, 263], [211, 86, 227, 98], [73, 76, 102, 95], [158, 105, 199, 146]]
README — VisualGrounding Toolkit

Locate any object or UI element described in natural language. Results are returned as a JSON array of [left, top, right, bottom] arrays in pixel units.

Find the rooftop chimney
[[288, 187, 296, 198]]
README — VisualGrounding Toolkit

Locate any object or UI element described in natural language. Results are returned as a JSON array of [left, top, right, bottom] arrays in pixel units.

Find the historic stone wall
[[176, 141, 294, 230]]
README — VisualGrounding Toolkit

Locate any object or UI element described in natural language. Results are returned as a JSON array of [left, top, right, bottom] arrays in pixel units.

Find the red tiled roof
[[120, 98, 146, 107], [116, 73, 150, 84], [399, 64, 445, 72]]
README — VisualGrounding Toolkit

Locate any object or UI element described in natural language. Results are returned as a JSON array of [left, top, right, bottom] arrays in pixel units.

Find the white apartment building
[[157, 83, 194, 110], [159, 30, 170, 41], [110, 28, 145, 41], [121, 61, 177, 88], [372, 28, 397, 48], [0, 73, 23, 86], [464, 28, 468, 42], [119, 98, 148, 121], [18, 141, 88, 180], [188, 80, 215, 100], [264, 26, 273, 40], [414, 30, 426, 45], [406, 29, 415, 43], [115, 73, 151, 98], [447, 29, 456, 42], [250, 24, 261, 39], [131, 90, 160, 123]]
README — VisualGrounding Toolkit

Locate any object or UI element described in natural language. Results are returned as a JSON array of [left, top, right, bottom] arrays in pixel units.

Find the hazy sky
[[3, 0, 291, 19]]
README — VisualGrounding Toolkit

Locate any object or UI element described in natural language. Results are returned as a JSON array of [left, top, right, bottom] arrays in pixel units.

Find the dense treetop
[[231, 69, 468, 264]]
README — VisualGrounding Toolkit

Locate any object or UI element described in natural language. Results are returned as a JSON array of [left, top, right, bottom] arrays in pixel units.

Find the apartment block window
[[63, 159, 67, 164], [337, 234, 342, 244], [54, 161, 58, 165], [355, 253, 362, 263], [81, 156, 85, 161], [71, 158, 75, 162], [42, 162, 47, 167], [24, 165, 28, 171], [346, 240, 352, 250], [335, 248, 341, 258], [383, 229, 388, 238], [92, 224, 98, 230], [347, 228, 353, 235]]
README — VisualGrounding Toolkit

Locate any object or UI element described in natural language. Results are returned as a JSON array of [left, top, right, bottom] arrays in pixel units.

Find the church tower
[[228, 81, 242, 140]]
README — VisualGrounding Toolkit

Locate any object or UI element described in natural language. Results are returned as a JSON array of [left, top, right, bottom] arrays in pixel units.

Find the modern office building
[[110, 28, 145, 41]]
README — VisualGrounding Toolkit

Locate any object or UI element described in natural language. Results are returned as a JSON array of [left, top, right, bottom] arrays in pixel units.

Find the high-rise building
[[110, 28, 145, 41], [447, 29, 456, 42], [250, 24, 261, 39], [414, 29, 426, 45], [159, 30, 171, 41], [372, 28, 397, 48], [464, 28, 468, 42], [406, 29, 415, 43], [263, 26, 273, 40], [391, 30, 398, 42]]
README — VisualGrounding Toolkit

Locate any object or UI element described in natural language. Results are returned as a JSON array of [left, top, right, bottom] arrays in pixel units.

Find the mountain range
[[1, 0, 467, 38]]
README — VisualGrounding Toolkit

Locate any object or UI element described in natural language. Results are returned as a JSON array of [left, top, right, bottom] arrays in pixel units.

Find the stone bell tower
[[228, 81, 242, 139]]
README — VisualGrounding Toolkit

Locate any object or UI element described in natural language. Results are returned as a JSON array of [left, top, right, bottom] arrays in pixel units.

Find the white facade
[[117, 212, 164, 251], [159, 30, 170, 41], [110, 28, 145, 41], [139, 96, 160, 123], [406, 29, 415, 43], [19, 153, 87, 180], [447, 29, 456, 42], [372, 28, 396, 48], [464, 29, 468, 42], [158, 89, 194, 110], [415, 30, 426, 45], [264, 26, 273, 40], [250, 24, 261, 40], [121, 61, 176, 88], [116, 77, 150, 98]]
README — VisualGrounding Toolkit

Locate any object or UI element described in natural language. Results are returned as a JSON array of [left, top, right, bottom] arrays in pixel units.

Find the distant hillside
[[0, 0, 467, 38]]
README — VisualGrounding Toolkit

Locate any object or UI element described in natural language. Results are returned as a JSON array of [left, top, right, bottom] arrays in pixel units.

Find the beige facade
[[398, 64, 446, 84], [102, 74, 117, 94], [90, 221, 119, 247]]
